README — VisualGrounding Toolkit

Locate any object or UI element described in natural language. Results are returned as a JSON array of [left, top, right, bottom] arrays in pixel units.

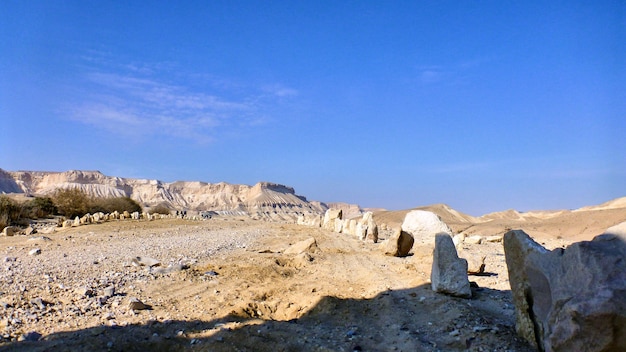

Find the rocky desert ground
[[1, 169, 625, 351], [1, 202, 625, 352]]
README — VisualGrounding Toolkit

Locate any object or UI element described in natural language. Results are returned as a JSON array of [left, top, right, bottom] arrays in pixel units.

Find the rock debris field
[[0, 216, 579, 351]]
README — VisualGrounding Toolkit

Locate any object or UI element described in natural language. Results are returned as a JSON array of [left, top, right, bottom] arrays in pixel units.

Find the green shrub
[[0, 195, 22, 229], [52, 188, 90, 218]]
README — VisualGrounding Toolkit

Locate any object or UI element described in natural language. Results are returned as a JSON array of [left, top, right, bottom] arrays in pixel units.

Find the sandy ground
[[1, 209, 624, 351]]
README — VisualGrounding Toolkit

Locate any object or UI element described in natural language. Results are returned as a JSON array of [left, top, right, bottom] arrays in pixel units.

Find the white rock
[[401, 210, 452, 244]]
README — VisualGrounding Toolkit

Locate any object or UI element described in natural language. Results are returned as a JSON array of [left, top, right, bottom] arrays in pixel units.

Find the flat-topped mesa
[[0, 169, 327, 220]]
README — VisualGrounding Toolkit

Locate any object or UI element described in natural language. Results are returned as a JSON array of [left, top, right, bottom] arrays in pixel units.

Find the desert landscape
[[0, 170, 625, 351]]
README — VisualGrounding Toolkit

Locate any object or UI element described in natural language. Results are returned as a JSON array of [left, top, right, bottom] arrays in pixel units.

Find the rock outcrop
[[431, 233, 471, 298], [0, 169, 327, 221], [504, 229, 626, 352]]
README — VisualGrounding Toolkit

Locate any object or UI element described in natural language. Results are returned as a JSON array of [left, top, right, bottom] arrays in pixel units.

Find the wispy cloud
[[64, 59, 297, 143]]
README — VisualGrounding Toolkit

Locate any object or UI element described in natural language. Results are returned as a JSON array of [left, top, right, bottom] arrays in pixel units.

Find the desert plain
[[1, 197, 625, 352]]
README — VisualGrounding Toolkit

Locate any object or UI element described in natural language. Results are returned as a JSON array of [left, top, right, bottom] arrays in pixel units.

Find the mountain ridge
[[0, 169, 327, 221]]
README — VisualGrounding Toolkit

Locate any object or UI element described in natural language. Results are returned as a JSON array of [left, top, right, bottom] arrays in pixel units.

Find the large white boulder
[[401, 210, 452, 244]]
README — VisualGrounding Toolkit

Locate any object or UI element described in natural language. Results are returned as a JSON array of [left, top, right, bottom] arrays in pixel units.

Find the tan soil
[[1, 209, 624, 351]]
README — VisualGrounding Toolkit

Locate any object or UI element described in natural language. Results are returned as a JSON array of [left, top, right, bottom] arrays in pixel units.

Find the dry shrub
[[53, 188, 142, 218], [150, 203, 171, 215], [52, 188, 90, 218], [89, 197, 142, 214]]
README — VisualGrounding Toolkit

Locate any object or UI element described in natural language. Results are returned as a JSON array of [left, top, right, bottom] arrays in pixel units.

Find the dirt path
[[1, 219, 535, 351]]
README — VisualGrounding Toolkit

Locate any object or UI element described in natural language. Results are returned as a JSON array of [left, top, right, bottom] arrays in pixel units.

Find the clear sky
[[1, 1, 624, 215]]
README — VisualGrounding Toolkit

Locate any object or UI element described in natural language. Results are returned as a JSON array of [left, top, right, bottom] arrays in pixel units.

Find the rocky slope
[[0, 169, 326, 220]]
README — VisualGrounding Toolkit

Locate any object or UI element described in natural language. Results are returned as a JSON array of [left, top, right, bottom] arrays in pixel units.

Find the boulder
[[284, 237, 317, 255], [383, 228, 414, 257], [72, 216, 80, 227], [23, 226, 35, 236], [322, 209, 342, 231], [401, 210, 452, 244], [355, 222, 367, 240], [431, 233, 471, 298], [2, 226, 19, 236], [604, 221, 626, 240], [504, 230, 626, 352]]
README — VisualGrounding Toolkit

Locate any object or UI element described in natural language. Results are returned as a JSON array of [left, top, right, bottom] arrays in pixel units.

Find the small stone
[[465, 235, 483, 245], [75, 287, 94, 297], [30, 298, 46, 310], [128, 297, 148, 310], [449, 329, 460, 336], [131, 256, 161, 267], [103, 286, 115, 298], [28, 248, 42, 256]]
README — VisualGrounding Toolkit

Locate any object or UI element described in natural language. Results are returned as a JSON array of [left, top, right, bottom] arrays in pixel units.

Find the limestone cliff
[[0, 169, 327, 220]]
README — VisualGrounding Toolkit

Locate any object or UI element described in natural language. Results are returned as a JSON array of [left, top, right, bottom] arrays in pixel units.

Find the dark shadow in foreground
[[0, 284, 535, 352]]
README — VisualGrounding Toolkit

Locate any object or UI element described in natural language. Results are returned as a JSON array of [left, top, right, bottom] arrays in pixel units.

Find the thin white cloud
[[65, 65, 297, 143]]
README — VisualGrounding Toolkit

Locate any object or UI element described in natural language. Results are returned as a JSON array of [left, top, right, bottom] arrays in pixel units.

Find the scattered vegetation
[[52, 188, 142, 218], [1, 188, 150, 230]]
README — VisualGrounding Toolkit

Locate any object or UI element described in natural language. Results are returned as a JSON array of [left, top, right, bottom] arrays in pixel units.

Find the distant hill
[[0, 169, 327, 221]]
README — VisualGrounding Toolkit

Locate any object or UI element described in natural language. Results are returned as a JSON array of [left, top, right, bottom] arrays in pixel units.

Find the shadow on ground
[[0, 283, 534, 352]]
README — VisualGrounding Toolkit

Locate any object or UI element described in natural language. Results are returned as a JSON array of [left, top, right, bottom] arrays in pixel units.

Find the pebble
[[28, 248, 42, 256]]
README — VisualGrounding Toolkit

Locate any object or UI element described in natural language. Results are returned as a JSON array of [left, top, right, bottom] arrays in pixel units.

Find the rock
[[131, 211, 140, 220], [383, 228, 414, 257], [431, 233, 471, 298], [23, 226, 35, 236], [103, 286, 115, 298], [603, 221, 626, 240], [132, 256, 161, 267], [72, 216, 81, 227], [30, 298, 46, 310], [28, 248, 41, 256], [465, 235, 483, 245], [75, 287, 95, 297], [128, 297, 149, 310], [357, 212, 378, 243], [284, 237, 317, 255], [401, 210, 452, 244], [62, 220, 73, 228], [452, 233, 465, 247], [464, 255, 486, 275], [27, 236, 52, 242], [18, 331, 42, 342], [2, 226, 18, 236], [484, 235, 503, 243], [504, 229, 626, 352], [322, 209, 342, 231]]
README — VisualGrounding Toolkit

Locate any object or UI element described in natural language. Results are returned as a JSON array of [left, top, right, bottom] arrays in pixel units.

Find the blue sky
[[1, 1, 624, 215]]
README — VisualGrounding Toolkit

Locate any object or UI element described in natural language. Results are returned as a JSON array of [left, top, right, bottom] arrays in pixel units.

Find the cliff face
[[0, 169, 327, 220]]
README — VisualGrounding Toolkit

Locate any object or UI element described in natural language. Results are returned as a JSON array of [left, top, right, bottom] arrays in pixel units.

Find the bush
[[0, 195, 22, 229], [52, 188, 90, 218], [150, 203, 171, 215], [89, 197, 142, 214], [23, 197, 57, 219]]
